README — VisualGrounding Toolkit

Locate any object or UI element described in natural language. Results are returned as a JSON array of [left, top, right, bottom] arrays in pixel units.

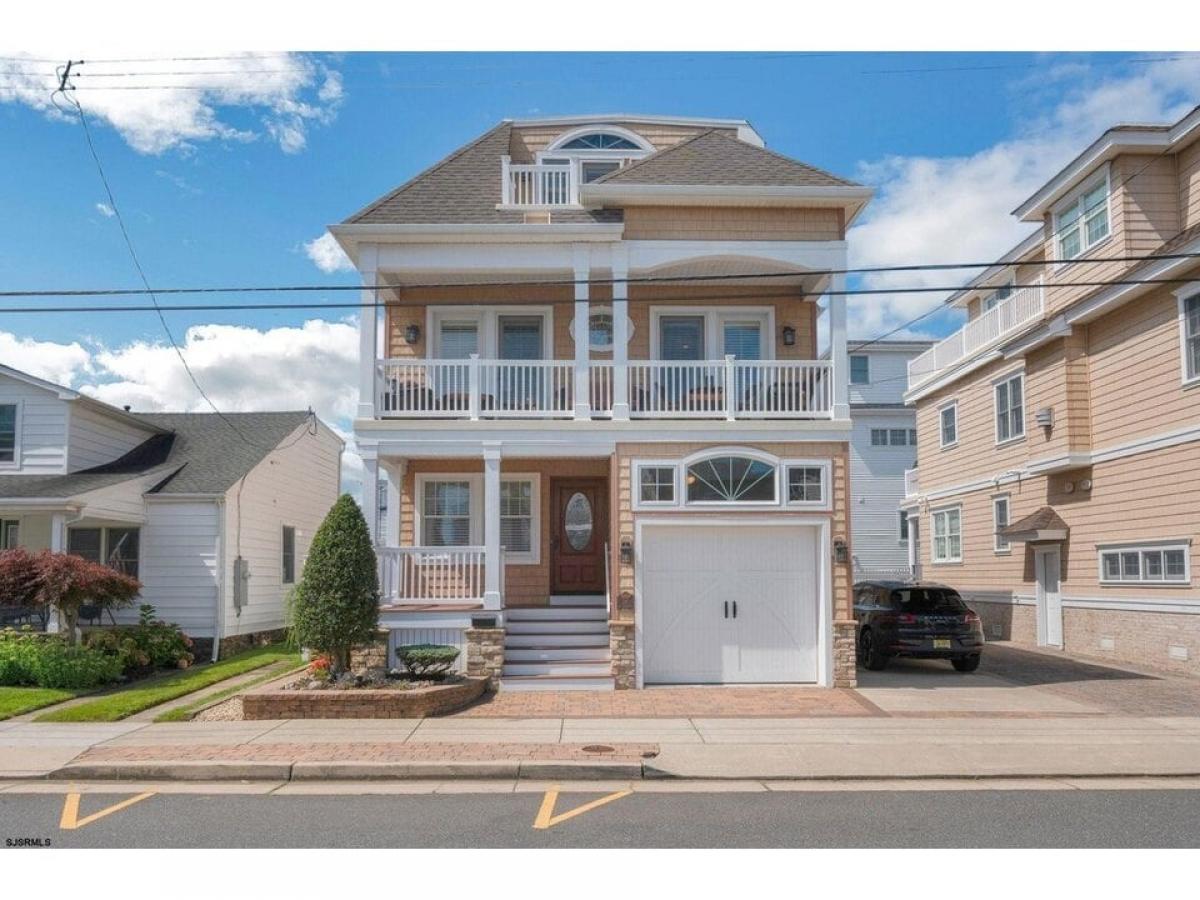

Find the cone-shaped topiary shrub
[[292, 493, 380, 673]]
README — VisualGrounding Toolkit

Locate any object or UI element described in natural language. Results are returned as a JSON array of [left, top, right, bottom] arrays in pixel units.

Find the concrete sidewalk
[[3, 715, 1200, 782]]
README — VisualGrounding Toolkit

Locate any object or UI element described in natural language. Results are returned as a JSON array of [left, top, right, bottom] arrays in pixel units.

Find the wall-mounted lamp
[[781, 325, 797, 347], [405, 323, 421, 345], [833, 537, 849, 564], [619, 537, 633, 566]]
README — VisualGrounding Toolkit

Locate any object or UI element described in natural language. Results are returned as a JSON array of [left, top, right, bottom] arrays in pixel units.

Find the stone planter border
[[241, 675, 488, 719]]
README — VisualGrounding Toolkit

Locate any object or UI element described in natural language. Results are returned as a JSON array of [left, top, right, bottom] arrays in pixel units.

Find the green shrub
[[0, 629, 123, 690], [292, 494, 380, 672], [83, 604, 194, 675], [396, 644, 460, 680]]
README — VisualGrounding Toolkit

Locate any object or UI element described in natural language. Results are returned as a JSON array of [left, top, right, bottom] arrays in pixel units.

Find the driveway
[[858, 642, 1200, 718]]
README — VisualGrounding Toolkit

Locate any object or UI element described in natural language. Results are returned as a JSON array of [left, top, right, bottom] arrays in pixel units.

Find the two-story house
[[831, 340, 932, 579], [332, 114, 872, 690], [0, 363, 344, 659], [901, 106, 1200, 676]]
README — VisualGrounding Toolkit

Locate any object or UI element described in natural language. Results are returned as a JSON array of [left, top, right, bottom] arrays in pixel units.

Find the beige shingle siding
[[1180, 140, 1200, 231], [623, 206, 843, 241], [1120, 153, 1180, 254]]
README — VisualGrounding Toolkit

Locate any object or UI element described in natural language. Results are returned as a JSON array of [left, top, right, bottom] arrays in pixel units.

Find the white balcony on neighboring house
[[907, 281, 1045, 392], [904, 467, 919, 498], [375, 356, 834, 421]]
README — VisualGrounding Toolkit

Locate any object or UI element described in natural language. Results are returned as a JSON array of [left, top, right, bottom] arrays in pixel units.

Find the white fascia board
[[945, 229, 1045, 309], [581, 183, 871, 216], [0, 363, 80, 400], [0, 498, 82, 511], [1010, 107, 1200, 221], [625, 239, 847, 274], [505, 113, 764, 147]]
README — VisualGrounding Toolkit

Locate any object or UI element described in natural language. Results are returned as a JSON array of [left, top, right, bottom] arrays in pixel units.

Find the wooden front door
[[550, 478, 608, 594]]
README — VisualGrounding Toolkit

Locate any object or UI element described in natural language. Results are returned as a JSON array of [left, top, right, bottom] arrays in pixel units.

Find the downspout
[[212, 497, 226, 663]]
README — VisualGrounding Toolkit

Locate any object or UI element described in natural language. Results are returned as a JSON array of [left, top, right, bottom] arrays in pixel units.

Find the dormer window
[[1054, 171, 1110, 261], [559, 133, 641, 151]]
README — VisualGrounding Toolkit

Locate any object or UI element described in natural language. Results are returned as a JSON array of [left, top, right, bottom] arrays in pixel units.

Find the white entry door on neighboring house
[[1035, 546, 1063, 648], [639, 523, 820, 684]]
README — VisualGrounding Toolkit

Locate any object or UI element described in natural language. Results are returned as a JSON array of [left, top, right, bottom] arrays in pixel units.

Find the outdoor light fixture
[[620, 537, 633, 565], [781, 325, 796, 346], [833, 538, 849, 564], [405, 323, 421, 344]]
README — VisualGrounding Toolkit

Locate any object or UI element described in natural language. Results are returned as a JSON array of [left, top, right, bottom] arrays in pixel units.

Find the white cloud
[[94, 202, 115, 217], [0, 53, 343, 155], [303, 232, 354, 274], [0, 319, 362, 495], [846, 55, 1200, 342]]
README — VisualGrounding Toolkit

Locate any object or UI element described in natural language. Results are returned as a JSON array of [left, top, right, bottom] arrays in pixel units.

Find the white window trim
[[568, 305, 635, 353], [66, 525, 142, 575], [782, 459, 832, 511], [1174, 282, 1200, 388], [993, 370, 1026, 446], [1096, 539, 1191, 587], [983, 276, 1016, 312], [930, 504, 963, 565], [0, 399, 21, 470], [849, 354, 870, 385], [1051, 164, 1112, 266], [631, 460, 680, 510], [939, 400, 958, 450], [413, 472, 541, 565], [542, 125, 655, 155], [281, 524, 297, 585], [898, 510, 910, 545], [649, 306, 776, 362], [426, 306, 555, 360], [992, 494, 1012, 555]]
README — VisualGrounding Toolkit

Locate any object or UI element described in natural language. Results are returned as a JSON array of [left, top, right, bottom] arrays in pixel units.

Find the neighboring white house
[[0, 364, 344, 659], [829, 340, 931, 579]]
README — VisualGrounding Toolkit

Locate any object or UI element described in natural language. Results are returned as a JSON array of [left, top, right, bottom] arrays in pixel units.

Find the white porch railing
[[908, 281, 1045, 391], [904, 467, 919, 497], [377, 546, 486, 604], [501, 157, 578, 207], [378, 357, 834, 421]]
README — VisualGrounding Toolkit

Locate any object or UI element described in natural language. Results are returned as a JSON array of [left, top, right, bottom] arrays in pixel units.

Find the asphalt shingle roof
[[592, 129, 858, 188], [1000, 506, 1069, 538], [0, 411, 311, 501]]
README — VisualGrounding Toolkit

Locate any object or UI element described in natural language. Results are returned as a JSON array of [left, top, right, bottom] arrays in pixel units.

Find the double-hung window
[[931, 507, 962, 563], [994, 373, 1025, 443], [1180, 289, 1200, 384], [0, 519, 18, 549], [898, 511, 910, 544], [939, 403, 958, 448], [67, 526, 140, 578], [499, 479, 534, 557], [281, 526, 296, 585], [1099, 543, 1190, 585], [1055, 176, 1110, 260], [0, 403, 18, 465], [421, 480, 472, 547], [850, 355, 870, 385], [993, 496, 1011, 553], [785, 465, 826, 506]]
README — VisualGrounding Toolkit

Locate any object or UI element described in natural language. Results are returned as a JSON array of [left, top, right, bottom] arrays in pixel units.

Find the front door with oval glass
[[550, 478, 608, 594]]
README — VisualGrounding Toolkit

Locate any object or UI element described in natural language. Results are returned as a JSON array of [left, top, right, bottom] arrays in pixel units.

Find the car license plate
[[933, 639, 952, 649]]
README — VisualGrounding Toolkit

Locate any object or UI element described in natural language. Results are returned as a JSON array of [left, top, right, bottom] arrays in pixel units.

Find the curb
[[291, 761, 521, 780], [51, 761, 294, 782]]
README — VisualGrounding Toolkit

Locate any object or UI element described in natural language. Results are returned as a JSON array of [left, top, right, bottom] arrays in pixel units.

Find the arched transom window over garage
[[685, 454, 778, 504]]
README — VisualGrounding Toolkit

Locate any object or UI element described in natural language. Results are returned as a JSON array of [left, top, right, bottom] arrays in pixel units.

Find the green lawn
[[0, 686, 77, 720], [154, 658, 304, 722], [36, 644, 299, 723]]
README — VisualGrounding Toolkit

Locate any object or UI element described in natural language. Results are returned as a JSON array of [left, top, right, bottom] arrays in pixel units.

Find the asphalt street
[[2, 787, 1199, 848]]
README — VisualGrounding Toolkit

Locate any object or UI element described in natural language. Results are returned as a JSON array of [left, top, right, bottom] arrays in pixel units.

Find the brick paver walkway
[[453, 687, 878, 718], [75, 742, 658, 764]]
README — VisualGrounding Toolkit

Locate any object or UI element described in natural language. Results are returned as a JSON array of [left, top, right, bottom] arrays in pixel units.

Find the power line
[[1, 251, 1197, 300]]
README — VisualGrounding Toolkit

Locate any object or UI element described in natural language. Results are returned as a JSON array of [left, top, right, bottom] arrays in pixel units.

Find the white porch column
[[45, 513, 67, 633], [361, 455, 380, 546], [611, 245, 631, 420], [828, 271, 850, 421], [377, 458, 406, 547], [572, 244, 591, 420], [482, 443, 503, 610], [906, 514, 918, 573], [357, 245, 380, 420]]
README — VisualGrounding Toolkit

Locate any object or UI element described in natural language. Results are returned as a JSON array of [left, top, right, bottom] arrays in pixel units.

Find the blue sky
[[1, 51, 1199, 488]]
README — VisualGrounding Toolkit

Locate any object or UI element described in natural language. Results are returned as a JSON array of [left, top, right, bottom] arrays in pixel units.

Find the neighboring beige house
[[333, 114, 872, 690], [0, 364, 344, 659], [902, 106, 1200, 676]]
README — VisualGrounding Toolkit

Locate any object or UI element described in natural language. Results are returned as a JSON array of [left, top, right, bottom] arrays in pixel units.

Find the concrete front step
[[505, 619, 610, 634], [499, 675, 615, 692], [505, 606, 607, 621], [505, 646, 611, 662], [547, 594, 606, 607], [505, 631, 611, 647], [502, 661, 612, 677]]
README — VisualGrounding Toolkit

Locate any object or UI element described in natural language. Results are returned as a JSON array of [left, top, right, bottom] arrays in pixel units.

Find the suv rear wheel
[[859, 628, 889, 671], [951, 654, 981, 673]]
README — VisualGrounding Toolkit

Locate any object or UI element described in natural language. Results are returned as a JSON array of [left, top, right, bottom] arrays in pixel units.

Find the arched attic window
[[684, 453, 778, 504], [558, 132, 642, 150]]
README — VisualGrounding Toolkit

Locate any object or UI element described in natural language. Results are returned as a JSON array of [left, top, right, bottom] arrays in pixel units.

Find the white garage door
[[641, 524, 820, 684]]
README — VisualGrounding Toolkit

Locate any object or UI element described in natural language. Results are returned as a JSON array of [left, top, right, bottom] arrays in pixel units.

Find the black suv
[[853, 580, 984, 672]]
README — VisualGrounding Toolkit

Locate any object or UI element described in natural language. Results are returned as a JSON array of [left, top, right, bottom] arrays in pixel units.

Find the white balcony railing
[[377, 357, 833, 421], [904, 467, 919, 498], [378, 545, 486, 604], [908, 281, 1045, 391], [501, 156, 578, 207]]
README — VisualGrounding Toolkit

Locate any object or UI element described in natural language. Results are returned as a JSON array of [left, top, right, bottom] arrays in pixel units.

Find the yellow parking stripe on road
[[59, 791, 156, 830], [533, 785, 632, 830]]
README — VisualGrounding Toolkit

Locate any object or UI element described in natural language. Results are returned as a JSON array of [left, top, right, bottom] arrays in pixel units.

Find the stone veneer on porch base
[[465, 627, 505, 689], [610, 621, 636, 689], [832, 619, 857, 688]]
